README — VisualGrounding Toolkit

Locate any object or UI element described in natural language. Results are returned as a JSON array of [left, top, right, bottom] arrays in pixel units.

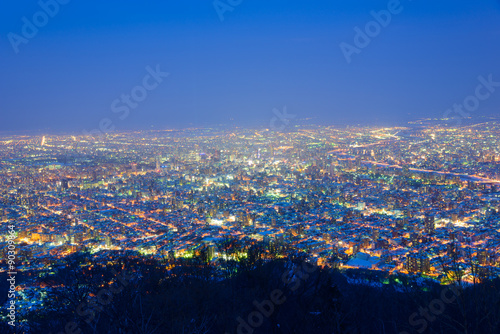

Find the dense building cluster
[[1, 123, 500, 314]]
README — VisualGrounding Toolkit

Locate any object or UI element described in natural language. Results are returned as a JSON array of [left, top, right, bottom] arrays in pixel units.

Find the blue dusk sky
[[0, 0, 499, 133]]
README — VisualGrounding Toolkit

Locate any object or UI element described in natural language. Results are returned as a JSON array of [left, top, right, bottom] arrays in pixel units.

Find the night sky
[[1, 0, 499, 133]]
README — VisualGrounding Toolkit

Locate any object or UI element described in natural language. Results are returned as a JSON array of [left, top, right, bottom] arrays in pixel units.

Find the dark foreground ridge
[[2, 252, 499, 334]]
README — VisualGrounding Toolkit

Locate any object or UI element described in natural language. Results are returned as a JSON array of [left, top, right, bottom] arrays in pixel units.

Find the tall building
[[61, 179, 69, 191], [207, 244, 216, 261], [424, 215, 435, 234], [406, 254, 430, 273], [477, 249, 488, 265], [156, 157, 161, 172]]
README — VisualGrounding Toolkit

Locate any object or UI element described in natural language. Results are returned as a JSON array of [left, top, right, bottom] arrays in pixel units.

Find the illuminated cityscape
[[2, 1, 500, 332], [2, 121, 500, 291]]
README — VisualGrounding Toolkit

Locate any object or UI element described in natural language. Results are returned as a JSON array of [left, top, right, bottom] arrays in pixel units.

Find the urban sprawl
[[1, 121, 500, 319]]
